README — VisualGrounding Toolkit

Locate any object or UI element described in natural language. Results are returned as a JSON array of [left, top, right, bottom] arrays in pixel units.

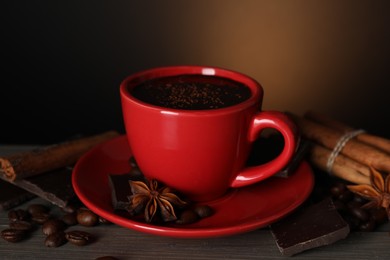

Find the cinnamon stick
[[305, 110, 390, 154], [0, 131, 119, 181], [289, 113, 390, 174], [304, 110, 354, 133], [310, 144, 370, 185]]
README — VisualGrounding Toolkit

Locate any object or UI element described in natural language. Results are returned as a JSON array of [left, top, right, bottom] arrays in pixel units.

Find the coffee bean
[[330, 182, 346, 198], [370, 207, 388, 225], [1, 228, 27, 243], [176, 210, 199, 224], [343, 214, 360, 231], [332, 200, 347, 212], [338, 190, 354, 203], [346, 200, 363, 210], [77, 208, 99, 227], [358, 218, 376, 232], [193, 205, 213, 218], [352, 195, 367, 204], [42, 219, 66, 236], [31, 212, 51, 224], [8, 209, 30, 222], [62, 204, 79, 214], [9, 220, 34, 231], [66, 230, 94, 246], [350, 207, 370, 222], [95, 257, 120, 260], [44, 231, 67, 248], [98, 216, 112, 225], [62, 213, 78, 226], [27, 204, 49, 216]]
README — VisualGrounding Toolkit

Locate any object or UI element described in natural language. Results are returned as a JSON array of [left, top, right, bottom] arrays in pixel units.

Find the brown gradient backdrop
[[1, 0, 389, 144]]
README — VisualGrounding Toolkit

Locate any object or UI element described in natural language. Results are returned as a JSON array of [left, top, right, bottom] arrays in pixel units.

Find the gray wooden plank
[[0, 198, 389, 260]]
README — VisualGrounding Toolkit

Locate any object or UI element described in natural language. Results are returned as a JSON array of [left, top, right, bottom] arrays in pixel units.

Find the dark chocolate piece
[[0, 179, 35, 210], [270, 197, 350, 256], [109, 174, 132, 210], [109, 169, 146, 210], [275, 138, 310, 177], [0, 167, 75, 209]]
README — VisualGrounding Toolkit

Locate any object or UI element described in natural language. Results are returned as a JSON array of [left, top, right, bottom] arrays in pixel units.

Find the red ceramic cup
[[120, 66, 298, 202]]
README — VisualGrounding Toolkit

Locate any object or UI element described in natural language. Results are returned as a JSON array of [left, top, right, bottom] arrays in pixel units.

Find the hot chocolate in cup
[[120, 66, 298, 202]]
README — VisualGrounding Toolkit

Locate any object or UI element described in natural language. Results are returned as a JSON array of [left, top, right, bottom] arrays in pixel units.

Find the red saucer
[[72, 135, 314, 238]]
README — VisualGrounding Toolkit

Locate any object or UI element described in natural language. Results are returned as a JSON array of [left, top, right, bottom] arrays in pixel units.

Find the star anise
[[347, 166, 390, 219], [127, 179, 188, 223]]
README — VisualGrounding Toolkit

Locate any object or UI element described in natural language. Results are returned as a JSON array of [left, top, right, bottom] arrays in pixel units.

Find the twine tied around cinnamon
[[288, 111, 390, 185], [326, 129, 366, 174]]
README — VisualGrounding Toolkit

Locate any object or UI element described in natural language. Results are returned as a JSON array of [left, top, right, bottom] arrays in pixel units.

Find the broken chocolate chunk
[[109, 169, 146, 210], [0, 179, 35, 210], [275, 138, 310, 177], [109, 173, 133, 210], [270, 197, 350, 256], [0, 167, 76, 209]]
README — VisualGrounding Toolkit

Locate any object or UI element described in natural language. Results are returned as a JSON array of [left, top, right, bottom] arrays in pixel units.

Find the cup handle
[[231, 111, 298, 188]]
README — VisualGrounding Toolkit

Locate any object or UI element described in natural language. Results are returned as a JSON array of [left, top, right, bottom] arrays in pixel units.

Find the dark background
[[1, 1, 389, 144]]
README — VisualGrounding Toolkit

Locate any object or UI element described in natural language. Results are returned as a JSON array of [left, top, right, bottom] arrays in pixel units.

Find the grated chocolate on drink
[[131, 75, 251, 110]]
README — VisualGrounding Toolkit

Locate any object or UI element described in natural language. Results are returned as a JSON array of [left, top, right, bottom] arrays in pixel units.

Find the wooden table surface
[[1, 145, 389, 260]]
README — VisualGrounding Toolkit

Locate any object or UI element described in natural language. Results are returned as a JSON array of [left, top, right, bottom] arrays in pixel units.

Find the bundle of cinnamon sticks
[[289, 111, 390, 185]]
